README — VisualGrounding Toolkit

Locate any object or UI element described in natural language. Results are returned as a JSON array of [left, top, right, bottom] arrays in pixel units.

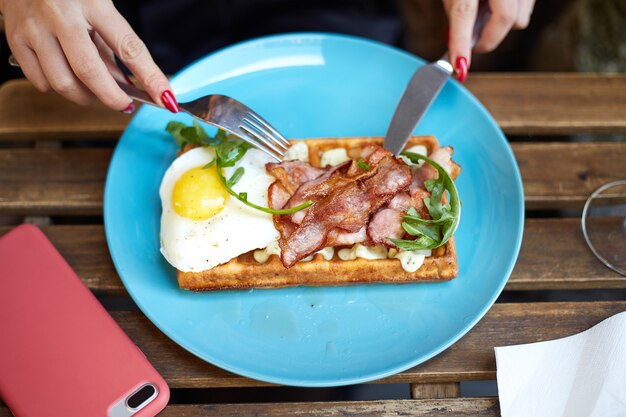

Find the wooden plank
[[3, 217, 622, 295], [515, 142, 626, 210], [0, 148, 111, 215], [465, 73, 626, 135], [509, 218, 625, 290], [2, 399, 500, 417], [0, 79, 132, 141], [411, 382, 460, 399], [105, 302, 626, 387], [1, 143, 625, 215], [162, 399, 500, 416], [1, 75, 625, 141]]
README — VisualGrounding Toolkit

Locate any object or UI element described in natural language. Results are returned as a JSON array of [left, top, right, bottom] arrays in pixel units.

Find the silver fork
[[8, 53, 290, 160], [117, 81, 290, 161]]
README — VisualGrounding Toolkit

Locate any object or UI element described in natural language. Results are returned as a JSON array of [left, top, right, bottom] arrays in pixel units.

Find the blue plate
[[104, 33, 524, 387]]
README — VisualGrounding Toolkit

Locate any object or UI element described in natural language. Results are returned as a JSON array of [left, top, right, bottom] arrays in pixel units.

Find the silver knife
[[384, 2, 491, 155], [383, 59, 453, 155]]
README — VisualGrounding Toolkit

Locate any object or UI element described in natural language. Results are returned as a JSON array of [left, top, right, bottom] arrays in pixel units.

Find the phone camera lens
[[127, 384, 157, 410]]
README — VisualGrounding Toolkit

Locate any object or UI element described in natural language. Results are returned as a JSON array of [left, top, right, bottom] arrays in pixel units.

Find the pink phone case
[[0, 225, 169, 417]]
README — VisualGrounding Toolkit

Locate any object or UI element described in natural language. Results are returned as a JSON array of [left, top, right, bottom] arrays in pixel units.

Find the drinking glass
[[582, 180, 626, 276]]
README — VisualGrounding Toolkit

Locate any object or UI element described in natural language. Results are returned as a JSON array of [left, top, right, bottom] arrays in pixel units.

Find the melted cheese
[[388, 248, 432, 273], [283, 142, 309, 162], [320, 148, 350, 167], [253, 242, 335, 263], [399, 144, 428, 167], [253, 240, 281, 263], [337, 244, 388, 261], [254, 241, 432, 273], [317, 246, 335, 261]]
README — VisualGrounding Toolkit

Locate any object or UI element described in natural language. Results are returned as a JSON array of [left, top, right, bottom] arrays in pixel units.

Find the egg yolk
[[172, 164, 230, 221]]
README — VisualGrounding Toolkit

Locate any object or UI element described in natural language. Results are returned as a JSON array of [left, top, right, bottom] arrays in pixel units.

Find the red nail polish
[[161, 90, 179, 113], [121, 103, 135, 115], [455, 56, 468, 83], [123, 74, 135, 87]]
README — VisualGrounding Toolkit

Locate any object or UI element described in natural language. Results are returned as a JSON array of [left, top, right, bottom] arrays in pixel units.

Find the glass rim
[[581, 179, 626, 277]]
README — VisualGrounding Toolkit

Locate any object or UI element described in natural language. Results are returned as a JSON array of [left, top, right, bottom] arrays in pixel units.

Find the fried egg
[[159, 146, 279, 272]]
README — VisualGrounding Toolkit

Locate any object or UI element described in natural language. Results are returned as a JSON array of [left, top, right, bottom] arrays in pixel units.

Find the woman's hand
[[443, 0, 535, 82], [0, 0, 178, 113]]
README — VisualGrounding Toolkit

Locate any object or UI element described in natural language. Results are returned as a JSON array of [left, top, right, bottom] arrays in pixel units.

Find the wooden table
[[1, 74, 625, 416]]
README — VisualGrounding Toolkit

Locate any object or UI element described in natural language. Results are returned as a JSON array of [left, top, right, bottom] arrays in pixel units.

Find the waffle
[[177, 136, 459, 291]]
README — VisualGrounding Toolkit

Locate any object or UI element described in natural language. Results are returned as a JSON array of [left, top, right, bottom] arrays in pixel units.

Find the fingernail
[[121, 103, 135, 115], [455, 56, 468, 83], [161, 90, 179, 113], [123, 74, 135, 87]]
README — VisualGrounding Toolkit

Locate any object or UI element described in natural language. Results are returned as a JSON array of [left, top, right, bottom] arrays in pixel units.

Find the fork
[[8, 52, 290, 161], [117, 81, 290, 161]]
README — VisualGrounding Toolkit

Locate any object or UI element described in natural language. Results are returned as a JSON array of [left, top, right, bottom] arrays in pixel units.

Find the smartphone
[[0, 224, 169, 417]]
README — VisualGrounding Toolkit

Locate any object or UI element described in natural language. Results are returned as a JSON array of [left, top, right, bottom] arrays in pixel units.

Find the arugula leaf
[[202, 159, 216, 169], [216, 138, 251, 167], [214, 163, 313, 215], [192, 120, 210, 141], [391, 152, 461, 251], [165, 121, 313, 215], [165, 121, 188, 148], [357, 158, 371, 172], [226, 167, 244, 187], [391, 235, 438, 251]]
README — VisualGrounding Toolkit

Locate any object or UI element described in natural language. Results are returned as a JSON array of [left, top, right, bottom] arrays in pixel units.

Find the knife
[[383, 2, 491, 155]]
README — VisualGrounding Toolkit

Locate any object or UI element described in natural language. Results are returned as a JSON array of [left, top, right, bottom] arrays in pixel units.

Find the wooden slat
[[1, 75, 625, 141], [1, 399, 501, 417], [509, 218, 624, 290], [411, 382, 460, 399], [162, 399, 500, 416], [0, 148, 111, 215], [1, 143, 625, 215], [515, 142, 626, 210], [0, 79, 131, 141], [466, 74, 626, 135], [3, 217, 622, 295], [105, 302, 626, 387]]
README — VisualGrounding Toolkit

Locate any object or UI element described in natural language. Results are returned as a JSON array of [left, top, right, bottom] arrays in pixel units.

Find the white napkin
[[495, 311, 626, 417]]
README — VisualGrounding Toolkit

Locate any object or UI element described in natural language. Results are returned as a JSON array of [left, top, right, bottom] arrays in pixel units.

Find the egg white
[[159, 146, 279, 272]]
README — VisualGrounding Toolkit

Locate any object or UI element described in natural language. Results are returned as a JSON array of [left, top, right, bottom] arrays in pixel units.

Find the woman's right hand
[[443, 0, 535, 82], [0, 0, 179, 113]]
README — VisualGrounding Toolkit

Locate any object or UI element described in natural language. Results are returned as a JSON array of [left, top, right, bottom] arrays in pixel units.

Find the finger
[[92, 31, 127, 82], [442, 0, 477, 82], [8, 43, 51, 93], [474, 0, 519, 53], [33, 34, 95, 106], [514, 0, 535, 29], [56, 23, 131, 110], [89, 2, 177, 112]]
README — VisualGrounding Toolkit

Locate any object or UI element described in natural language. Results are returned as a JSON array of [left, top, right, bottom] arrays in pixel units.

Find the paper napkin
[[495, 311, 626, 417]]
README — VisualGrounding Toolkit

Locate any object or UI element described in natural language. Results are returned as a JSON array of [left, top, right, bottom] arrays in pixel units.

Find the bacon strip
[[265, 144, 456, 267], [279, 155, 412, 267], [412, 146, 454, 189], [368, 193, 411, 246], [280, 161, 351, 225], [266, 160, 326, 194], [327, 226, 367, 246]]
